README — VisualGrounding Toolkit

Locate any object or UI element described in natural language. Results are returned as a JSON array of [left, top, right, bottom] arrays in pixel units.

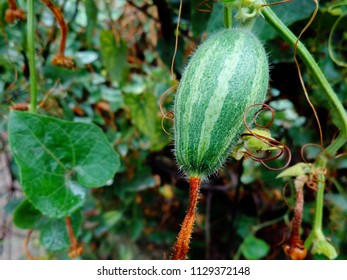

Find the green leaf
[[130, 218, 144, 241], [325, 194, 347, 213], [125, 92, 169, 150], [125, 92, 156, 137], [75, 51, 98, 65], [8, 111, 120, 218], [191, 0, 211, 36], [207, 3, 224, 33], [102, 210, 123, 228], [240, 235, 270, 260], [13, 199, 42, 229], [40, 213, 82, 252], [236, 215, 257, 238], [100, 86, 124, 111], [276, 162, 311, 178], [100, 30, 129, 85], [85, 0, 98, 48]]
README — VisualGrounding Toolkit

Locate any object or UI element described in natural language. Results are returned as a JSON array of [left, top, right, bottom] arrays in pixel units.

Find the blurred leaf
[[43, 64, 87, 81], [236, 215, 257, 238], [75, 51, 98, 65], [125, 92, 156, 137], [125, 92, 169, 150], [312, 240, 338, 260], [276, 162, 311, 178], [100, 86, 124, 111], [254, 0, 317, 41], [156, 37, 185, 74], [0, 57, 13, 82], [121, 168, 158, 193], [85, 0, 98, 48], [123, 74, 146, 95], [13, 199, 42, 229], [40, 213, 82, 252], [100, 30, 129, 85], [325, 194, 347, 213], [240, 235, 270, 260], [191, 0, 211, 36], [126, 175, 157, 192], [8, 111, 120, 218], [130, 218, 144, 241], [102, 210, 123, 228], [207, 2, 224, 33], [131, 202, 145, 241]]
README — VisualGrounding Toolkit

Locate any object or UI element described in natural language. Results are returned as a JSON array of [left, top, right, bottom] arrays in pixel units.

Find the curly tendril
[[160, 85, 177, 136], [242, 103, 292, 171], [42, 0, 75, 69]]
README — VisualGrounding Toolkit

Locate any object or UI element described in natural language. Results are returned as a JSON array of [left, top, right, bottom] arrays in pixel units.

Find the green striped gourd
[[174, 28, 269, 179]]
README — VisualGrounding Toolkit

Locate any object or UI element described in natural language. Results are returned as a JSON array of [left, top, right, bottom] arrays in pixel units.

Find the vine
[[27, 0, 38, 113]]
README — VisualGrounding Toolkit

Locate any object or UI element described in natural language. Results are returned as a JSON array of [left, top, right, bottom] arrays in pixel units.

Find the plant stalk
[[224, 5, 232, 28], [27, 0, 38, 113], [172, 177, 201, 260], [305, 157, 327, 248]]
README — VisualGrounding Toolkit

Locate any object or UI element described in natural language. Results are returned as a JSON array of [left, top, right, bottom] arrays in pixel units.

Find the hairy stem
[[283, 175, 307, 260], [27, 0, 38, 113], [172, 177, 201, 260], [8, 0, 17, 9]]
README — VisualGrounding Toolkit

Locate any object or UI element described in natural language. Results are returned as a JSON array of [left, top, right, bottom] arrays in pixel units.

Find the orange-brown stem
[[8, 0, 17, 9], [5, 0, 26, 23], [283, 178, 307, 260], [65, 217, 83, 258], [24, 229, 40, 260], [42, 0, 67, 56], [172, 177, 201, 260]]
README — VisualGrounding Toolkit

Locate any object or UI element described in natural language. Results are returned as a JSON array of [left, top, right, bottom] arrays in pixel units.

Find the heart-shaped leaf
[[8, 111, 120, 218]]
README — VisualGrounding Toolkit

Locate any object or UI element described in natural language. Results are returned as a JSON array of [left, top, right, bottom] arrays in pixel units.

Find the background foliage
[[0, 0, 346, 259]]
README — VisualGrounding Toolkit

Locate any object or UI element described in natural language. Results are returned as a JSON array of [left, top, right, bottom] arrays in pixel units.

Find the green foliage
[[0, 0, 346, 261], [8, 111, 120, 217], [40, 212, 82, 252], [240, 235, 270, 260], [125, 92, 167, 151], [100, 30, 129, 85]]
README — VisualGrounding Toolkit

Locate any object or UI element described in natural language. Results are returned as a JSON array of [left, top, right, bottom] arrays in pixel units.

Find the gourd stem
[[224, 5, 232, 28], [27, 0, 38, 113], [172, 177, 201, 260]]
